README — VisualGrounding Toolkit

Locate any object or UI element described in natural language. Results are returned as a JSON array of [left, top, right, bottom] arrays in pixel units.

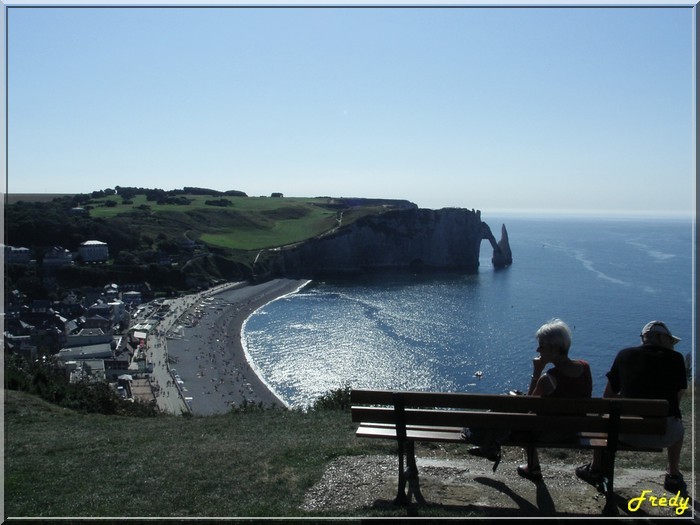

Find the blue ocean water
[[243, 216, 694, 408]]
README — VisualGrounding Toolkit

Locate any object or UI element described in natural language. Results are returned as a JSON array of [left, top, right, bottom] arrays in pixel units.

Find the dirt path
[[303, 453, 697, 519]]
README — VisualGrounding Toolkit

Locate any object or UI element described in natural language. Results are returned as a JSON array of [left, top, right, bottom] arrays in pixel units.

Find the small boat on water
[[474, 371, 484, 379]]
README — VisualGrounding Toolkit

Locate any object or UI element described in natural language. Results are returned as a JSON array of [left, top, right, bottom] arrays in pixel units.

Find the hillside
[[3, 389, 385, 519], [4, 189, 416, 292], [4, 389, 694, 519], [7, 187, 512, 291], [87, 193, 402, 251]]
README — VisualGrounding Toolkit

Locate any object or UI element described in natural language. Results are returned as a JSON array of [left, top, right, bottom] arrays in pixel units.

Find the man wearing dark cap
[[576, 321, 687, 492]]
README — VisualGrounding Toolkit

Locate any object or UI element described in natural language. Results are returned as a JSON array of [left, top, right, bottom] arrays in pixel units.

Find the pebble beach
[[162, 279, 310, 415]]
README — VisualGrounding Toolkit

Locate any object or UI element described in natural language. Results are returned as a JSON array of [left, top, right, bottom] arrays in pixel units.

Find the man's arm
[[602, 380, 618, 398]]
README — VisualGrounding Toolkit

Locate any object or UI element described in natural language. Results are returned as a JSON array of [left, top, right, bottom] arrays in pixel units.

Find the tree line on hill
[[4, 188, 253, 300], [104, 186, 248, 202], [7, 187, 249, 247], [6, 196, 136, 256]]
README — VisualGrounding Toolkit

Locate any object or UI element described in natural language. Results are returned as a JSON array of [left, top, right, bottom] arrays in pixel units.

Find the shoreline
[[240, 279, 312, 409], [165, 279, 310, 415]]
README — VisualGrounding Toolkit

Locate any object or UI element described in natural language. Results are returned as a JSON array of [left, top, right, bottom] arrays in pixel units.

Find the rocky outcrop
[[272, 208, 511, 278], [484, 223, 513, 269]]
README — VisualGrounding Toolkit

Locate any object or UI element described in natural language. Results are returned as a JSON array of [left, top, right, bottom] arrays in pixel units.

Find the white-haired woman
[[518, 319, 593, 482]]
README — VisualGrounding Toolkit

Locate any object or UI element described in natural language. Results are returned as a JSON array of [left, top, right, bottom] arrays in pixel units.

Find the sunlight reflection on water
[[243, 218, 693, 409]]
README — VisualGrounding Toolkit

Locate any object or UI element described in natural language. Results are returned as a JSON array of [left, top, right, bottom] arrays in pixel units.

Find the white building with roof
[[122, 290, 142, 306], [3, 244, 32, 265], [79, 240, 109, 262]]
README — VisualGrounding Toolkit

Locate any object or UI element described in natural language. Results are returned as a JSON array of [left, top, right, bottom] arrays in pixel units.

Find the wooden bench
[[351, 389, 669, 516]]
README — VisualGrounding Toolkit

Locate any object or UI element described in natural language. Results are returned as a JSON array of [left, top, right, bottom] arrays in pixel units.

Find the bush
[[205, 199, 233, 207], [311, 383, 352, 411]]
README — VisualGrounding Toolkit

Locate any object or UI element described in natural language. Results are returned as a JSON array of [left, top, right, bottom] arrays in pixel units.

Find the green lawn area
[[3, 390, 389, 519], [199, 212, 338, 250], [88, 194, 341, 250]]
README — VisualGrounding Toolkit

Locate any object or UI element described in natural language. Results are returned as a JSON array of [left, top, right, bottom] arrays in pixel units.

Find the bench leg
[[405, 441, 427, 505], [394, 440, 409, 505], [525, 445, 536, 469], [394, 441, 426, 506], [601, 450, 619, 517]]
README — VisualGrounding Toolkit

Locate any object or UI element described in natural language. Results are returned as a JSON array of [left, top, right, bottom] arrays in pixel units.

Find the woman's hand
[[532, 356, 547, 377]]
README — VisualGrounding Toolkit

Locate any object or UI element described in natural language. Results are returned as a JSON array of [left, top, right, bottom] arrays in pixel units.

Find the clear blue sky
[[6, 4, 696, 216]]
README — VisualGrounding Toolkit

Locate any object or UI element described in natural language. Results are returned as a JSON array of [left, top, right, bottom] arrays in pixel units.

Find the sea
[[243, 215, 695, 409]]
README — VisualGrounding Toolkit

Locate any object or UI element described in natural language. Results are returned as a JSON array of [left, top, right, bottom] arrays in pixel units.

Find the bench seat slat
[[351, 406, 666, 435], [357, 425, 462, 442], [357, 424, 664, 453]]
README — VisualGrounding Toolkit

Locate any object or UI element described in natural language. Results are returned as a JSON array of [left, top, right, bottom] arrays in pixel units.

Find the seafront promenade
[[142, 279, 308, 415], [145, 282, 243, 414]]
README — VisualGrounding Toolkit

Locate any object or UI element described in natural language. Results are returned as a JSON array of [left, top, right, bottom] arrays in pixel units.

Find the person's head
[[536, 319, 572, 357], [641, 321, 680, 350]]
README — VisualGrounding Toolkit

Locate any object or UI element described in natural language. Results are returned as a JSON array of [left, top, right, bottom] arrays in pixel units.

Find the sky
[[5, 2, 697, 217]]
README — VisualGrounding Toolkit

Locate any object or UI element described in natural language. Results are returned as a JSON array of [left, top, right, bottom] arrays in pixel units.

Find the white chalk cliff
[[275, 208, 512, 277]]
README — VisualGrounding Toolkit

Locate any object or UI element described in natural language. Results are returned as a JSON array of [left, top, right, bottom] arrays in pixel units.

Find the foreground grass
[[4, 390, 389, 519], [5, 390, 693, 519]]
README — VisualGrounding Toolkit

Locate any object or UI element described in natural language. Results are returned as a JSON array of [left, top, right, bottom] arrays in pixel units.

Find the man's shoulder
[[615, 345, 645, 357], [616, 344, 685, 360]]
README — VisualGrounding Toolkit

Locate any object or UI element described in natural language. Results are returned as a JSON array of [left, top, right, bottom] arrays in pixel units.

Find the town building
[[66, 359, 107, 383], [3, 244, 32, 265], [65, 327, 113, 348], [57, 343, 113, 362], [122, 290, 143, 306], [43, 246, 74, 266], [79, 240, 109, 262]]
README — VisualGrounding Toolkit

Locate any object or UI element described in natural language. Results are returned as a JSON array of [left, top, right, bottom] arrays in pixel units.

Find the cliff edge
[[272, 208, 511, 278]]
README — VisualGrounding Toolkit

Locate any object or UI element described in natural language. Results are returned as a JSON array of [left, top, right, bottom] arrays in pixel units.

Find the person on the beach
[[576, 320, 687, 492], [517, 319, 593, 482]]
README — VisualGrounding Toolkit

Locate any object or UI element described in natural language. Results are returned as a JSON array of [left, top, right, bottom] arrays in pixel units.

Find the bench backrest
[[351, 389, 669, 435]]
